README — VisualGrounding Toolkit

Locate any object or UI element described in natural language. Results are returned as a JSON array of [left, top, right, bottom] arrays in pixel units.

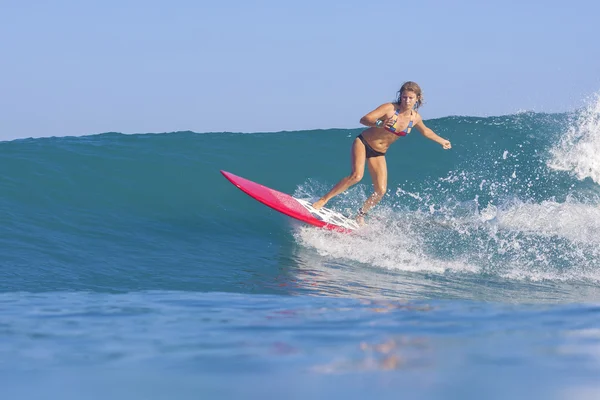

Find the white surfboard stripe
[[295, 198, 360, 230]]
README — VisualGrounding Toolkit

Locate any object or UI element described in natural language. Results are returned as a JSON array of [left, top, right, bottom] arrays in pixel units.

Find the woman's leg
[[358, 155, 388, 215], [312, 138, 366, 210]]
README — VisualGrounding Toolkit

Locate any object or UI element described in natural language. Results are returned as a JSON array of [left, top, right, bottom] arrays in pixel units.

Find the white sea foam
[[295, 194, 600, 285], [294, 205, 479, 275], [548, 92, 600, 185]]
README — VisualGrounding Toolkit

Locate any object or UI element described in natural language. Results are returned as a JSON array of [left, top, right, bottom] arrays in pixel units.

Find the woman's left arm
[[414, 119, 452, 150]]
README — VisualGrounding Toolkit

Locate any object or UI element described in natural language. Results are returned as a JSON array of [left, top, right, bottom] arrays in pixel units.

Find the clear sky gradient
[[1, 0, 599, 141]]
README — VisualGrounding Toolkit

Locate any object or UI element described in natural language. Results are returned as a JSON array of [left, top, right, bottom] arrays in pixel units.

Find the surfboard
[[220, 170, 359, 233]]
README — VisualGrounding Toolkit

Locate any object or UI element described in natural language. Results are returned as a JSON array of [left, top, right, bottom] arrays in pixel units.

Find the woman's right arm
[[359, 103, 393, 127]]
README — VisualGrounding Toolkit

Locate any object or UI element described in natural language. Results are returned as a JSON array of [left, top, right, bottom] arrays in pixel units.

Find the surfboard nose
[[220, 170, 357, 233]]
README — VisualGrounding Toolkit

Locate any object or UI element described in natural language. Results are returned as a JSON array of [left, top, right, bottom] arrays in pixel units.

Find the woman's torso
[[362, 104, 420, 153]]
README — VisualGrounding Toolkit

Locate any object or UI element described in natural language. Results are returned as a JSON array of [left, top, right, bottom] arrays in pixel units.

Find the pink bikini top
[[385, 109, 414, 137]]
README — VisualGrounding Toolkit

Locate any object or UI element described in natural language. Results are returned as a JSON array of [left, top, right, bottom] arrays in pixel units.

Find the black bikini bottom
[[357, 134, 385, 158]]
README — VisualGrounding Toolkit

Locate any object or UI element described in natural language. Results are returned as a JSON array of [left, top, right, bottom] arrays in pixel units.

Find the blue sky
[[1, 0, 599, 141]]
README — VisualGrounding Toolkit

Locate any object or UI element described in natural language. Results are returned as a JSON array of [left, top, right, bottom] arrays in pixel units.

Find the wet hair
[[395, 81, 424, 109]]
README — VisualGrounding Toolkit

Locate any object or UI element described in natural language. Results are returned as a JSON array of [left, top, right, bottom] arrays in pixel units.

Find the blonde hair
[[396, 81, 424, 109]]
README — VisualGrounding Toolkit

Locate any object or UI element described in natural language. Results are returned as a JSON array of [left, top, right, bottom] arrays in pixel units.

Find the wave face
[[2, 99, 600, 301]]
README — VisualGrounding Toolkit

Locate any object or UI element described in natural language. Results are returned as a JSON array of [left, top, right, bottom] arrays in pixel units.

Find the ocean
[[2, 97, 600, 399]]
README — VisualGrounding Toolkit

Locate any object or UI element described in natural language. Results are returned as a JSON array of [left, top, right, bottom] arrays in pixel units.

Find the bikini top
[[385, 109, 414, 137]]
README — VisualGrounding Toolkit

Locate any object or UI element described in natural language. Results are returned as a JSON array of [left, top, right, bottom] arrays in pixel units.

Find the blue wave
[[2, 110, 600, 294]]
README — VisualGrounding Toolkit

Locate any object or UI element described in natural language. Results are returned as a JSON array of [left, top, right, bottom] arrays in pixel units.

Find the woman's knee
[[349, 172, 363, 184], [374, 185, 387, 197]]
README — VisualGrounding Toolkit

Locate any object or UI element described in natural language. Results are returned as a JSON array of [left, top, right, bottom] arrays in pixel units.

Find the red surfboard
[[220, 170, 358, 233]]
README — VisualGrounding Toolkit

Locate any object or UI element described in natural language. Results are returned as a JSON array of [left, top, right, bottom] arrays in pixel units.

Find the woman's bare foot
[[312, 199, 327, 210], [355, 214, 366, 227]]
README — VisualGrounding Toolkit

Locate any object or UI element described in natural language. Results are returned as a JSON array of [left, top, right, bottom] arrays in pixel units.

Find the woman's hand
[[382, 115, 397, 130]]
